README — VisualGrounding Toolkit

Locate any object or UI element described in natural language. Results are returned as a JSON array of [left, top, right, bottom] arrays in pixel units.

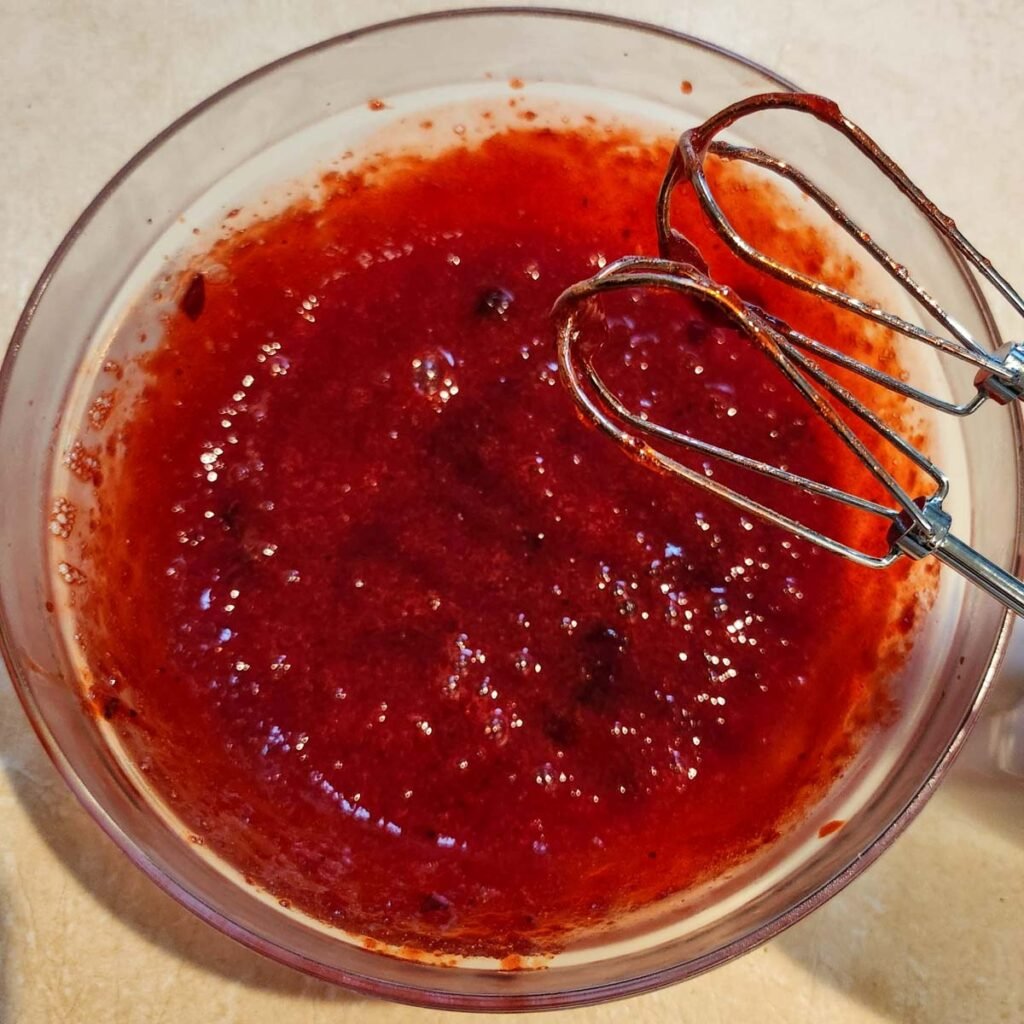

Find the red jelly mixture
[[73, 122, 926, 956]]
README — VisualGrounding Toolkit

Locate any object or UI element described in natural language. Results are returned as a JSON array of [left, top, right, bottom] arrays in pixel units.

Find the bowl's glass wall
[[0, 10, 1016, 1010]]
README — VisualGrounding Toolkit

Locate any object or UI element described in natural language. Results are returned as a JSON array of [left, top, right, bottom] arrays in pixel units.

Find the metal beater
[[553, 93, 1024, 616]]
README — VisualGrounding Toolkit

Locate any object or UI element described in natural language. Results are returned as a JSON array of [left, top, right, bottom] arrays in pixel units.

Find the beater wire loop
[[656, 93, 1024, 410]]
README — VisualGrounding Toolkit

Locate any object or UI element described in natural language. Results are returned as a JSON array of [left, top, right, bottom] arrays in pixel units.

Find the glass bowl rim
[[1, 4, 1019, 1011]]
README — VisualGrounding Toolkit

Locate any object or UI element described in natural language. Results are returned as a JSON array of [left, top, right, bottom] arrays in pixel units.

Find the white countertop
[[1, 2, 1022, 1021]]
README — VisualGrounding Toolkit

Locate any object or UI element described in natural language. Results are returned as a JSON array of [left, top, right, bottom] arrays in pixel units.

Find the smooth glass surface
[[0, 8, 1018, 1010]]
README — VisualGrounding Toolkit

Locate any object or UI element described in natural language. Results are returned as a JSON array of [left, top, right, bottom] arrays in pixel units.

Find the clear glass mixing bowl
[[1, 7, 1019, 1010]]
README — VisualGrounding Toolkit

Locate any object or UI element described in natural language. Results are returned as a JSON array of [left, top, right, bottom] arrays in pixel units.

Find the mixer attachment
[[553, 94, 1024, 616], [656, 92, 1024, 414]]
